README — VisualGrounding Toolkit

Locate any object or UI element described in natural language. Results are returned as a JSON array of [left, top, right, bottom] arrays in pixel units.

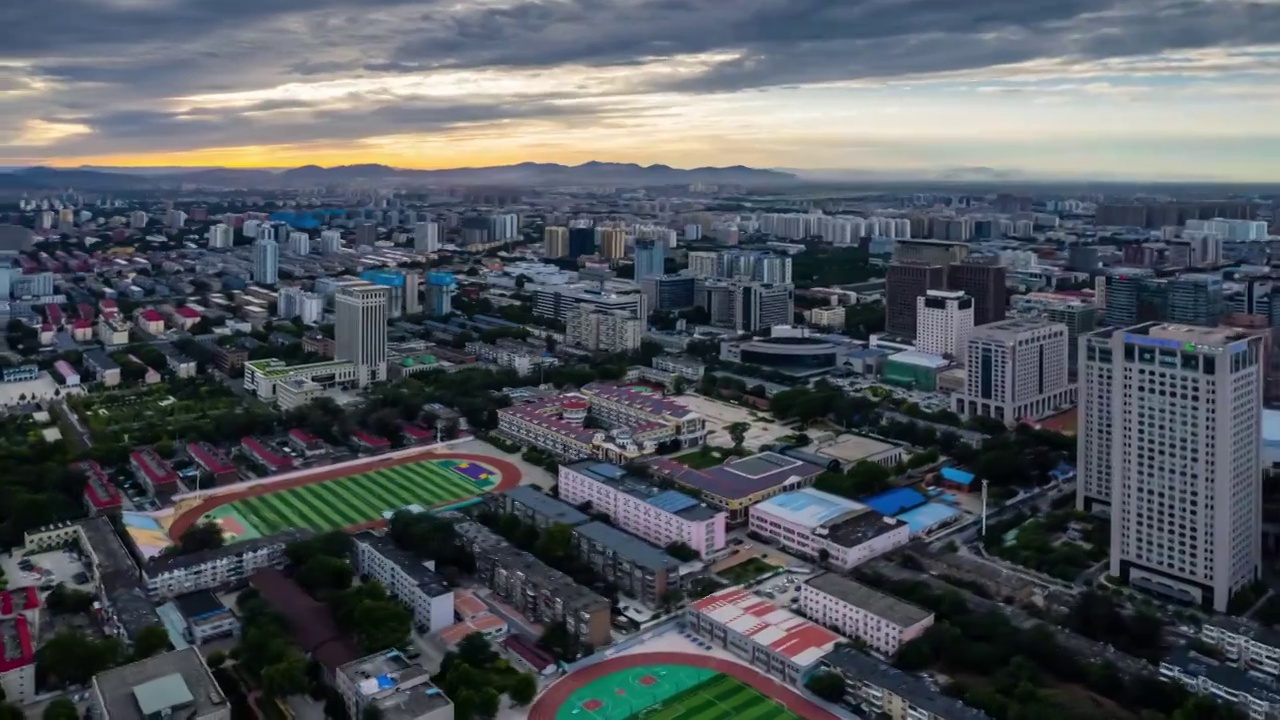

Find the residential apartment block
[[140, 529, 315, 600], [800, 574, 933, 658], [748, 488, 910, 569], [1202, 617, 1280, 676], [1160, 649, 1279, 720], [820, 647, 993, 720], [558, 461, 726, 558], [570, 521, 685, 607], [453, 520, 611, 646], [489, 485, 591, 530], [351, 531, 455, 635]]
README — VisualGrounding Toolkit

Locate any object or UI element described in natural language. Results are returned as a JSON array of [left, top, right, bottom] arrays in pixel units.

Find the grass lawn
[[626, 674, 802, 720], [672, 446, 746, 470], [718, 557, 778, 585], [205, 459, 501, 535]]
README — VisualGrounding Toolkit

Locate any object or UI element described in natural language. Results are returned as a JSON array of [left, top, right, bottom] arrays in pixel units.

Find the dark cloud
[[0, 0, 1277, 157]]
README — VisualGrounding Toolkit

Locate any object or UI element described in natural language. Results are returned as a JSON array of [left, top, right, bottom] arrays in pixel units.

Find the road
[[53, 397, 93, 449]]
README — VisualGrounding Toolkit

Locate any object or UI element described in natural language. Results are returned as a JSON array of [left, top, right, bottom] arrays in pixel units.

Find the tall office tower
[[736, 282, 795, 333], [403, 271, 421, 316], [567, 227, 595, 258], [425, 272, 456, 317], [947, 256, 1007, 327], [893, 238, 970, 265], [916, 290, 973, 360], [320, 230, 343, 255], [543, 226, 569, 258], [1167, 273, 1226, 327], [1077, 330, 1116, 512], [598, 228, 627, 259], [165, 209, 187, 229], [206, 224, 233, 249], [1039, 301, 1098, 375], [335, 284, 389, 387], [242, 219, 263, 238], [634, 238, 666, 280], [488, 213, 519, 241], [129, 211, 148, 229], [566, 306, 643, 352], [684, 224, 702, 241], [252, 238, 279, 286], [278, 287, 324, 324], [1104, 269, 1158, 326], [354, 222, 377, 247], [288, 232, 311, 256], [257, 224, 276, 243], [1095, 323, 1264, 612], [954, 318, 1071, 425], [414, 221, 441, 254], [687, 251, 719, 278], [885, 262, 948, 337]]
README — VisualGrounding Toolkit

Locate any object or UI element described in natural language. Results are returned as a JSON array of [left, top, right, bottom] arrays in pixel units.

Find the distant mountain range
[[0, 162, 797, 192]]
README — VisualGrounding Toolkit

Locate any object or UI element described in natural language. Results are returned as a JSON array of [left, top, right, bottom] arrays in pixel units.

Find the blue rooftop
[[647, 490, 700, 514], [587, 463, 627, 480], [756, 488, 863, 528], [861, 487, 927, 516], [940, 467, 975, 486], [896, 503, 963, 534]]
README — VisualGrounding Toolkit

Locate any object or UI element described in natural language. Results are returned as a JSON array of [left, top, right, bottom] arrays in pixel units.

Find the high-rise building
[[320, 230, 343, 255], [129, 211, 148, 229], [252, 238, 279, 286], [717, 250, 792, 285], [737, 283, 794, 333], [568, 227, 596, 258], [543, 226, 569, 258], [206, 224, 233, 249], [425, 272, 456, 318], [414, 221, 440, 254], [885, 262, 947, 337], [488, 213, 519, 241], [1090, 323, 1264, 612], [947, 257, 1007, 327], [684, 224, 702, 241], [278, 287, 324, 325], [687, 251, 719, 278], [566, 306, 643, 352], [954, 318, 1072, 425], [1168, 274, 1226, 327], [354, 222, 377, 247], [916, 290, 973, 360], [598, 228, 627, 259], [640, 275, 696, 312], [359, 269, 421, 318], [288, 232, 310, 256], [335, 284, 388, 387], [893, 238, 969, 265], [633, 238, 665, 280], [1105, 271, 1225, 328]]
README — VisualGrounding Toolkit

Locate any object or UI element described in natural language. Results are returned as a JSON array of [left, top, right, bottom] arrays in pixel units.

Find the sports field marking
[[554, 664, 802, 720]]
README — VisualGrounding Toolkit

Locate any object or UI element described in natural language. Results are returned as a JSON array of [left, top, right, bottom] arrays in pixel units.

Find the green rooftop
[[132, 673, 194, 716], [246, 358, 353, 378]]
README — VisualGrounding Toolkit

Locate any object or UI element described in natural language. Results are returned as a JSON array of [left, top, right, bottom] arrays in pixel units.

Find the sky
[[1, 0, 1279, 180]]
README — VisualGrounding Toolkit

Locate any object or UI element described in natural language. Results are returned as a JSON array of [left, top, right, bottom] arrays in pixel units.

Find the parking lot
[[1, 546, 94, 592], [674, 394, 797, 451]]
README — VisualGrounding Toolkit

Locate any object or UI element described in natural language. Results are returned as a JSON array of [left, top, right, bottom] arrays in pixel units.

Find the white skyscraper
[[320, 230, 343, 255], [289, 232, 311, 256], [206, 224, 233, 249], [335, 284, 388, 387], [252, 238, 279, 286], [242, 219, 263, 238], [414, 222, 440, 253], [1090, 323, 1264, 612], [278, 287, 324, 325], [915, 290, 973, 360], [954, 318, 1071, 425]]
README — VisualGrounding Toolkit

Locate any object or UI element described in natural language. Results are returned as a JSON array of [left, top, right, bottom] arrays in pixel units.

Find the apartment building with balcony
[[570, 521, 685, 607], [800, 574, 933, 658], [453, 520, 611, 646], [820, 647, 993, 720], [558, 461, 726, 558], [1160, 649, 1280, 720], [1202, 617, 1280, 676], [351, 531, 454, 634], [140, 529, 314, 600]]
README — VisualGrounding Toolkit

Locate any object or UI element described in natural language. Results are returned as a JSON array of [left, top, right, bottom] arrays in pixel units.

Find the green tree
[[726, 421, 750, 449], [42, 698, 79, 720], [174, 520, 225, 555], [0, 704, 24, 720], [206, 650, 228, 669], [805, 670, 846, 702], [261, 652, 309, 699], [131, 625, 171, 660], [508, 673, 537, 707], [295, 556, 354, 597], [456, 633, 499, 669]]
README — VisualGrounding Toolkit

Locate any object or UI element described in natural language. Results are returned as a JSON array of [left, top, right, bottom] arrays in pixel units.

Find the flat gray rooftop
[[92, 647, 228, 720], [805, 573, 932, 628]]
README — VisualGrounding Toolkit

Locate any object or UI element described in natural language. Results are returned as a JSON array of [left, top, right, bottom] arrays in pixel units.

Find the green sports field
[[197, 459, 502, 535], [557, 665, 803, 720]]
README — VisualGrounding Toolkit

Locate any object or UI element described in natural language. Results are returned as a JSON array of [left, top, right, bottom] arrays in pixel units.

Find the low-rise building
[[558, 461, 726, 558], [1202, 617, 1280, 676], [687, 587, 842, 685], [748, 488, 910, 569], [648, 451, 826, 525], [84, 349, 122, 386], [1160, 649, 1280, 720], [579, 381, 706, 448], [800, 573, 933, 658], [0, 616, 35, 705], [243, 358, 357, 404], [80, 460, 123, 515], [350, 430, 391, 453], [141, 529, 313, 600], [490, 485, 591, 530], [173, 591, 240, 645], [159, 344, 198, 378], [252, 568, 360, 684], [98, 316, 131, 347], [820, 647, 993, 720], [335, 650, 454, 720], [135, 309, 165, 335], [90, 647, 231, 720], [187, 442, 239, 486], [287, 428, 327, 456], [454, 520, 611, 646], [571, 521, 685, 607], [352, 531, 454, 634], [129, 447, 180, 496], [240, 437, 294, 474]]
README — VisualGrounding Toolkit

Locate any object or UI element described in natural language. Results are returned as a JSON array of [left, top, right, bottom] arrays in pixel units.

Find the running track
[[167, 450, 521, 539], [527, 652, 842, 720]]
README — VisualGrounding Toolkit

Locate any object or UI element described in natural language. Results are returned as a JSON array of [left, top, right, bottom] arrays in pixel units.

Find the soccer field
[[199, 458, 502, 535], [557, 665, 802, 720]]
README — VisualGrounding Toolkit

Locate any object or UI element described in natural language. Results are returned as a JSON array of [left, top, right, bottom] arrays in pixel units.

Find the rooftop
[[241, 437, 293, 470], [970, 318, 1064, 339], [353, 531, 450, 597], [1205, 616, 1280, 651], [566, 461, 719, 521], [501, 485, 591, 526], [1163, 648, 1280, 702], [887, 350, 951, 369], [1124, 322, 1260, 348], [499, 398, 601, 444], [580, 381, 697, 420], [0, 616, 34, 673], [823, 647, 992, 720], [651, 451, 825, 501], [574, 521, 684, 573], [251, 568, 359, 672], [130, 448, 179, 487], [91, 647, 229, 720], [691, 587, 841, 669], [351, 429, 391, 447], [145, 528, 314, 575], [860, 487, 928, 516], [338, 650, 453, 720], [753, 488, 866, 530], [805, 574, 933, 628], [824, 508, 908, 550], [453, 521, 608, 613], [245, 357, 355, 379], [0, 587, 39, 618], [172, 590, 229, 621]]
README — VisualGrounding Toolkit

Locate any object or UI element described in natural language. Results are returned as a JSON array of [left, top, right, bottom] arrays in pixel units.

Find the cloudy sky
[[1, 0, 1279, 179]]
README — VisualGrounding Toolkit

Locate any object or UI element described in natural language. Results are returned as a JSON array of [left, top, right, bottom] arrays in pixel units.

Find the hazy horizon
[[3, 1, 1280, 181]]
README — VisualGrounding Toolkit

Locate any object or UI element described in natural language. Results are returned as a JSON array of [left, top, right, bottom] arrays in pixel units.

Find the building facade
[[800, 574, 933, 658], [352, 531, 454, 634], [915, 289, 973, 360], [954, 318, 1073, 425], [335, 284, 389, 387], [885, 262, 947, 338]]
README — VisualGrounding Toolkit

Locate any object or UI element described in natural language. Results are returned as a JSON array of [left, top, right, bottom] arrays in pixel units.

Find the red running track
[[527, 651, 843, 720], [167, 451, 522, 539]]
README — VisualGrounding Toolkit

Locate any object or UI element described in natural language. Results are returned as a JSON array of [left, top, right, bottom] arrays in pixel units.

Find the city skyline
[[2, 0, 1279, 180]]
